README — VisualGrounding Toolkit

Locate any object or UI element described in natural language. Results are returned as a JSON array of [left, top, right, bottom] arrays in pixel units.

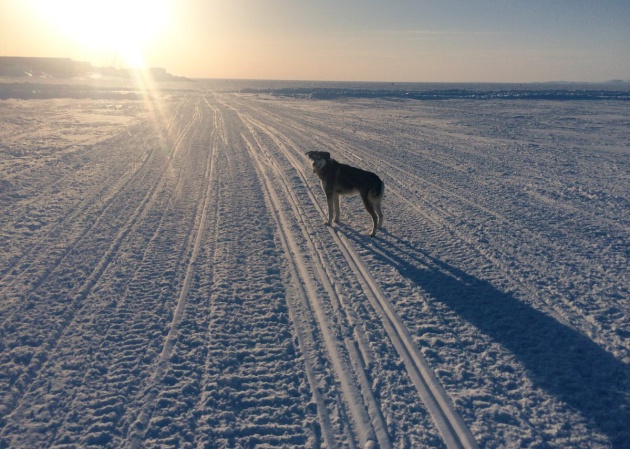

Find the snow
[[1, 80, 629, 448]]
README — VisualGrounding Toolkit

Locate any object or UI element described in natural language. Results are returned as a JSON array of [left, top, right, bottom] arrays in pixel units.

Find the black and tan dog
[[306, 151, 384, 237]]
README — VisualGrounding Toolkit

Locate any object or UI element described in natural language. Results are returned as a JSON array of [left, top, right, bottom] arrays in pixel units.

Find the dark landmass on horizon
[[0, 56, 188, 82], [1, 56, 628, 101]]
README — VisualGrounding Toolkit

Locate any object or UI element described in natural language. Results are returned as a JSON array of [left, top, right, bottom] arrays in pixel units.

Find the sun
[[27, 0, 170, 68]]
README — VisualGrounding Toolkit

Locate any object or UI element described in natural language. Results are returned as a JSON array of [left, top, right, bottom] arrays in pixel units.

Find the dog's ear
[[321, 152, 331, 160]]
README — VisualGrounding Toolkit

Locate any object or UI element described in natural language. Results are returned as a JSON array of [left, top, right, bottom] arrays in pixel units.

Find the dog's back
[[328, 160, 383, 197]]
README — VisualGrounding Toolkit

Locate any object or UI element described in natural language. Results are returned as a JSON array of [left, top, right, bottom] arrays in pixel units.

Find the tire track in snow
[[331, 230, 479, 449], [118, 96, 318, 447], [241, 110, 478, 449], [0, 101, 204, 433], [240, 101, 571, 446], [125, 99, 220, 448], [229, 94, 630, 446], [195, 98, 335, 448], [0, 101, 191, 292], [238, 133, 336, 448], [182, 103, 316, 447], [1, 99, 225, 448], [241, 127, 388, 449], [59, 101, 215, 447], [0, 128, 156, 317], [221, 97, 391, 447]]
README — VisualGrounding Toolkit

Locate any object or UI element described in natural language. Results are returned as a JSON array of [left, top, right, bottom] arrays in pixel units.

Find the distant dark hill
[[242, 86, 630, 101], [0, 56, 187, 82]]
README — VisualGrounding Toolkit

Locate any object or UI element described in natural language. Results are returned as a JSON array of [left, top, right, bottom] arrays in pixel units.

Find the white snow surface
[[1, 80, 629, 448]]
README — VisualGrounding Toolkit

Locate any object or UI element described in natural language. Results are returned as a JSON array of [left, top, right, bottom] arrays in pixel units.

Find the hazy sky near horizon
[[1, 0, 629, 82]]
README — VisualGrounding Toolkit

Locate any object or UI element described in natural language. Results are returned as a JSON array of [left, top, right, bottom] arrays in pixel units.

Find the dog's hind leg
[[375, 199, 383, 229], [374, 182, 384, 229], [361, 192, 379, 237]]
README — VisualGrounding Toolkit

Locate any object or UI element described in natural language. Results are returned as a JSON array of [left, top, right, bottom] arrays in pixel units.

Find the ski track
[[237, 107, 475, 448], [242, 107, 477, 447], [1, 87, 629, 448]]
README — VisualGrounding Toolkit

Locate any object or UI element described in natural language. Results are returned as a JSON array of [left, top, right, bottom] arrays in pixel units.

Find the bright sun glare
[[27, 0, 170, 68]]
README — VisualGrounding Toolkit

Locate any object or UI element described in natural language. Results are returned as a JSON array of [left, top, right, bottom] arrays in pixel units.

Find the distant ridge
[[0, 56, 187, 81], [242, 85, 630, 101], [605, 79, 630, 84]]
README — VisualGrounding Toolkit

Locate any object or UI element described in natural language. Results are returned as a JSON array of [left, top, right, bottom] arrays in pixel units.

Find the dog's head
[[306, 151, 330, 173]]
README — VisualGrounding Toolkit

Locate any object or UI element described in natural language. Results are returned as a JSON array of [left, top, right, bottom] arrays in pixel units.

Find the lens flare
[[26, 0, 170, 68]]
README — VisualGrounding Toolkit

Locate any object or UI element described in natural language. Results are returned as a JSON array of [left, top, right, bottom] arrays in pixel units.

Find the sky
[[1, 0, 629, 83]]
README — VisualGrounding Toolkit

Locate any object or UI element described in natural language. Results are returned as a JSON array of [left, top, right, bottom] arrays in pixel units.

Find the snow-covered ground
[[1, 81, 628, 448]]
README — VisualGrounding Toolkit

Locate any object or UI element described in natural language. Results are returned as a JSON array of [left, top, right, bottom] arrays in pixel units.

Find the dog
[[306, 151, 384, 237]]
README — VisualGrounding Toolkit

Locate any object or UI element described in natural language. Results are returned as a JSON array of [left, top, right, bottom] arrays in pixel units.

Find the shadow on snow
[[344, 228, 630, 448]]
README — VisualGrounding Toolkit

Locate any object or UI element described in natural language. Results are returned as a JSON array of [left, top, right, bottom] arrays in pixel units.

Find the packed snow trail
[[236, 107, 477, 449], [1, 84, 629, 448]]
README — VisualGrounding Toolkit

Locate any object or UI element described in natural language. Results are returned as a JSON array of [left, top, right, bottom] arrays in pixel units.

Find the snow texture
[[1, 80, 629, 448]]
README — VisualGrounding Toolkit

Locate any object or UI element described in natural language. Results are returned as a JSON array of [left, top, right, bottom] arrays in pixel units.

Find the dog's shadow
[[342, 228, 630, 447]]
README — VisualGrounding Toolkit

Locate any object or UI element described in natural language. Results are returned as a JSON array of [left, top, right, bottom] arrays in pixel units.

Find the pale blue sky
[[2, 0, 629, 82]]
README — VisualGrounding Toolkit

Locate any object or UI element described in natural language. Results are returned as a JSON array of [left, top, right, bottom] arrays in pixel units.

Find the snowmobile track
[[2, 88, 628, 449], [238, 105, 479, 449]]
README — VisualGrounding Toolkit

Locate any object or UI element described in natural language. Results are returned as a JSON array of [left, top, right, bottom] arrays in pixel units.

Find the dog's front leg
[[325, 193, 334, 226], [333, 193, 341, 223]]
